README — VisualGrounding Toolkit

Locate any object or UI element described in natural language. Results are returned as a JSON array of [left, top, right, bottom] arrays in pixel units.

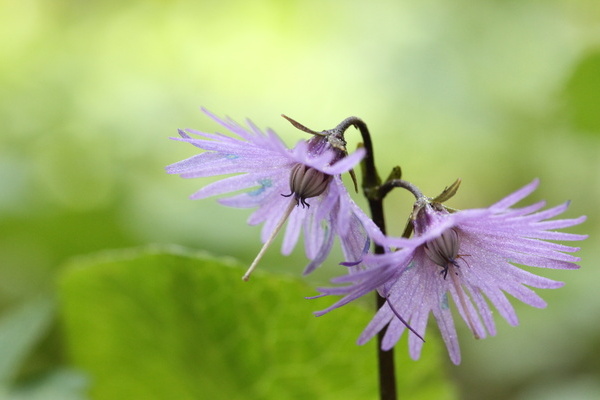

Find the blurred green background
[[1, 0, 599, 399]]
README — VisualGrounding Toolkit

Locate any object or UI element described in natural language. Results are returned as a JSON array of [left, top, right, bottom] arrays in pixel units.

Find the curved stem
[[335, 117, 380, 191], [380, 179, 426, 201]]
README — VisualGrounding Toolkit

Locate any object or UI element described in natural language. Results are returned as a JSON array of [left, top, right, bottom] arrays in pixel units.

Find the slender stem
[[340, 118, 397, 400], [368, 195, 398, 400], [375, 290, 397, 400]]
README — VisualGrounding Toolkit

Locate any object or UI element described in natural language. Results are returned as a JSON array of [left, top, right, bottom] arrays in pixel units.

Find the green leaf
[[58, 245, 457, 400], [5, 369, 88, 400], [0, 296, 54, 384]]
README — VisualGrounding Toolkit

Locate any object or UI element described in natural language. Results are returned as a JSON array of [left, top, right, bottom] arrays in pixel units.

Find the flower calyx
[[281, 114, 349, 156], [431, 178, 462, 204], [282, 114, 359, 192]]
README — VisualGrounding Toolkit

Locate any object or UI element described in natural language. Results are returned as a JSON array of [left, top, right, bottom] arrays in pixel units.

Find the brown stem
[[341, 118, 398, 400]]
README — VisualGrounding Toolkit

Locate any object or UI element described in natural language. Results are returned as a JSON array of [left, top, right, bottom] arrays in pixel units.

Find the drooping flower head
[[166, 109, 373, 280], [316, 179, 587, 364]]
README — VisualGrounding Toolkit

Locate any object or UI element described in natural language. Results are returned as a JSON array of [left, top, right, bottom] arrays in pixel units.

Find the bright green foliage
[[58, 246, 457, 400]]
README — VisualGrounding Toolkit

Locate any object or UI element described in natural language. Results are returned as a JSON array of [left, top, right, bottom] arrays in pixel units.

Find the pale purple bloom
[[316, 179, 587, 364], [166, 109, 374, 279]]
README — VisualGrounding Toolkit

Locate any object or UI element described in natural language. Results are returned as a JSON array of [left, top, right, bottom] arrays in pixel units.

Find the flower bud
[[283, 163, 333, 208]]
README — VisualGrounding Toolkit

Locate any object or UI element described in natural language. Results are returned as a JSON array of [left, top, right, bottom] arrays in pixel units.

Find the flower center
[[424, 228, 461, 279], [424, 228, 480, 338], [282, 163, 333, 208]]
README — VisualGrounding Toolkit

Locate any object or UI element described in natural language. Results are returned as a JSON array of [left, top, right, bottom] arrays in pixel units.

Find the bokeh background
[[1, 0, 599, 399]]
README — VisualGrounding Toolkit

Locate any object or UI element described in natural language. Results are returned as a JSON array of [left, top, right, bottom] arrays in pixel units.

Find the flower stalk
[[340, 117, 398, 400]]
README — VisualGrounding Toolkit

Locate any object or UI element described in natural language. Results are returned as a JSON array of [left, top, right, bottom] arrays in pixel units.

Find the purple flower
[[166, 109, 375, 280], [316, 179, 587, 364]]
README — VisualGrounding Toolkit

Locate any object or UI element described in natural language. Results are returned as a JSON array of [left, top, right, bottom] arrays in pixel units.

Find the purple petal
[[489, 179, 539, 211], [323, 147, 366, 174], [281, 206, 304, 255], [431, 306, 461, 365], [190, 173, 271, 199], [303, 226, 335, 275]]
